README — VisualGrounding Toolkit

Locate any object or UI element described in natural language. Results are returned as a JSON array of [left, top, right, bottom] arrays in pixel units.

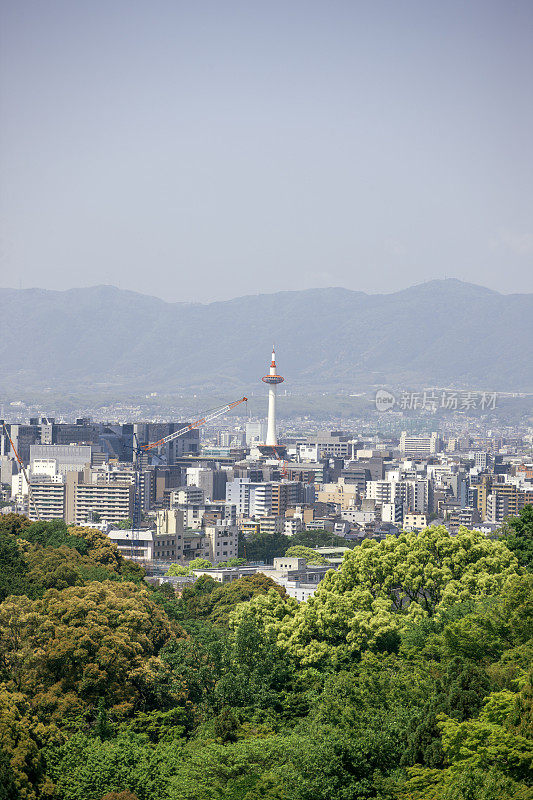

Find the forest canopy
[[0, 511, 532, 800]]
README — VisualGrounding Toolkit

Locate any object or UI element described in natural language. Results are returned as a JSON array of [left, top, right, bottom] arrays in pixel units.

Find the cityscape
[[1, 1, 532, 799], [2, 345, 532, 601]]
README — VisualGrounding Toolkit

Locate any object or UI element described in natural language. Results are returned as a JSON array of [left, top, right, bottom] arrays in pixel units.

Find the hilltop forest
[[0, 509, 532, 800]]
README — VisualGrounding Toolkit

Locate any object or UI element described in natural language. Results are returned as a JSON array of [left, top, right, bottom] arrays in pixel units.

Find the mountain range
[[1, 279, 531, 395]]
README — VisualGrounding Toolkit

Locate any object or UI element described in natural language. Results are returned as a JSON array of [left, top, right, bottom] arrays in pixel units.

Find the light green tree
[[166, 564, 191, 576], [187, 558, 212, 570], [238, 526, 522, 667], [284, 546, 331, 565]]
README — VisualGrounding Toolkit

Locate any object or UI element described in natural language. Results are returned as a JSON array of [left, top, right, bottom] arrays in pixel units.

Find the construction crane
[[130, 396, 247, 556], [2, 423, 41, 521]]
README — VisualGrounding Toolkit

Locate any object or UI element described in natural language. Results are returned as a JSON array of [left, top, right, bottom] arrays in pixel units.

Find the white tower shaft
[[262, 347, 283, 448], [266, 384, 277, 446]]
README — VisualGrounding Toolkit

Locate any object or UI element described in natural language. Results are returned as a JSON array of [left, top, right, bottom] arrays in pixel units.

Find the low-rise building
[[403, 512, 428, 531]]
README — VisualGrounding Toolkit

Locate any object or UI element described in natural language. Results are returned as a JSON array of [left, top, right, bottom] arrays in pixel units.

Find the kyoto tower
[[262, 347, 284, 447]]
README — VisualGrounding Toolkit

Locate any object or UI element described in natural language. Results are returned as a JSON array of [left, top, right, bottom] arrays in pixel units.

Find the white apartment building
[[285, 517, 304, 535], [171, 486, 205, 506], [68, 477, 134, 525], [399, 432, 440, 455], [28, 480, 66, 521], [366, 480, 395, 503], [107, 529, 154, 561], [250, 483, 273, 517], [225, 478, 273, 518], [245, 422, 267, 445], [381, 501, 405, 524], [341, 509, 377, 525], [366, 479, 429, 513], [486, 493, 510, 524], [258, 515, 284, 535]]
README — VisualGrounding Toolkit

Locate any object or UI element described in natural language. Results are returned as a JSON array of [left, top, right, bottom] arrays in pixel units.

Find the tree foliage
[[284, 545, 331, 565], [0, 518, 531, 799], [0, 581, 177, 721], [502, 504, 533, 571]]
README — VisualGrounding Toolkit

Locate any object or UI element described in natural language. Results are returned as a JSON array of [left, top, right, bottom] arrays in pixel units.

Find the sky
[[1, 0, 532, 302]]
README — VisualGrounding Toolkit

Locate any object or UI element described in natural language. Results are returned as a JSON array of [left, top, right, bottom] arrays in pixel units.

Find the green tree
[[187, 558, 212, 570], [502, 504, 533, 571], [243, 526, 521, 667], [183, 573, 287, 627], [289, 530, 352, 549], [166, 564, 191, 576], [215, 612, 293, 709], [49, 732, 183, 800], [0, 686, 55, 800], [216, 557, 247, 568], [239, 531, 289, 562], [21, 519, 88, 554], [284, 545, 331, 565], [0, 512, 31, 537], [115, 519, 133, 530], [0, 531, 30, 600], [0, 581, 177, 721]]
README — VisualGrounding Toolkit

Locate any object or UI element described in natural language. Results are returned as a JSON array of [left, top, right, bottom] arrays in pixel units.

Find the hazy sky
[[1, 0, 532, 302]]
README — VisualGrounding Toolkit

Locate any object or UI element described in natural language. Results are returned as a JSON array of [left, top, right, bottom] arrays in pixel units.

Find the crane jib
[[139, 396, 246, 452]]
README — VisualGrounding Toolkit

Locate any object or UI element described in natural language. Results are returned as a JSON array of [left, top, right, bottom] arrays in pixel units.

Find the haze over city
[[1, 0, 532, 301]]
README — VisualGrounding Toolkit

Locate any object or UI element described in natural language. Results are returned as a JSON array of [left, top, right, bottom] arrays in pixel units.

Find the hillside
[[0, 279, 531, 394]]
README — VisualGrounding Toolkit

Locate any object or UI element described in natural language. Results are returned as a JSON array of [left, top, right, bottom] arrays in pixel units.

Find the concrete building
[[474, 452, 491, 471], [153, 509, 185, 561], [403, 513, 428, 531], [171, 486, 205, 506], [258, 515, 284, 535], [316, 480, 358, 510], [399, 432, 440, 455], [66, 473, 134, 525], [448, 507, 481, 533], [486, 493, 510, 524], [174, 501, 236, 530], [225, 478, 273, 518], [204, 520, 239, 563], [285, 516, 304, 535], [381, 501, 405, 525], [245, 422, 267, 445], [133, 422, 200, 462], [186, 467, 227, 501], [366, 478, 428, 513], [28, 479, 66, 521], [240, 518, 260, 537], [271, 482, 301, 516], [107, 529, 154, 561], [30, 444, 94, 473]]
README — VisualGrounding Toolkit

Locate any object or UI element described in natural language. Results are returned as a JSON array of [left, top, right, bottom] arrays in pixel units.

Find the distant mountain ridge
[[1, 279, 531, 394]]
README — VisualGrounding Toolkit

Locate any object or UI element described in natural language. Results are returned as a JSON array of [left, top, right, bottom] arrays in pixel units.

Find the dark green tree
[[21, 519, 88, 554], [502, 504, 533, 571], [0, 531, 30, 600]]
